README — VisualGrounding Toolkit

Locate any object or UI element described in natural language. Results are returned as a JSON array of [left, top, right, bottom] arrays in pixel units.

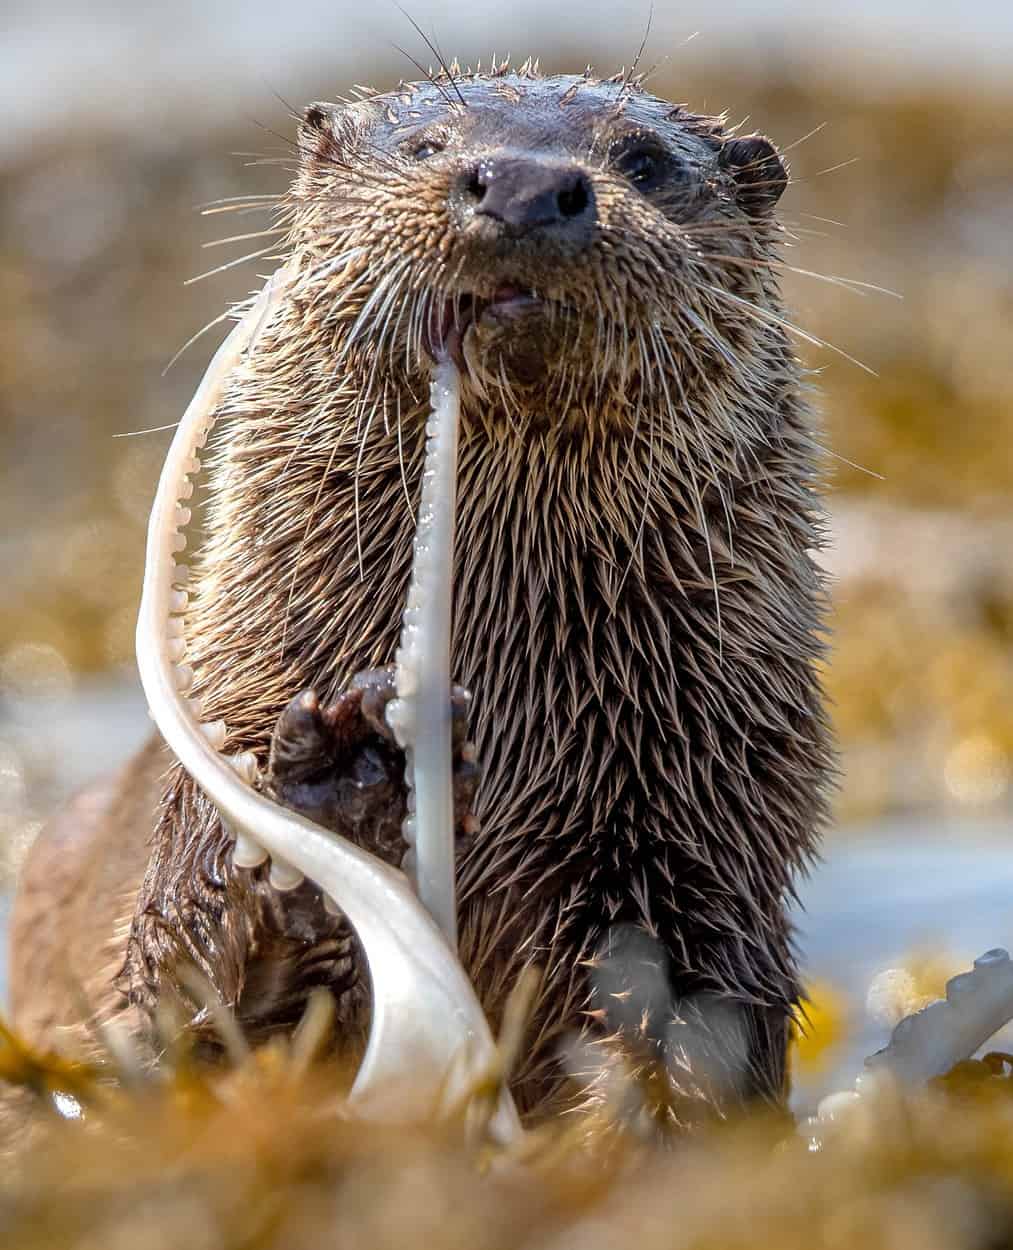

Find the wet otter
[[10, 62, 831, 1115]]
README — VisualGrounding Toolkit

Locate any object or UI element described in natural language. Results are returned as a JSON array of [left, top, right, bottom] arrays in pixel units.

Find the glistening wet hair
[[13, 63, 832, 1121]]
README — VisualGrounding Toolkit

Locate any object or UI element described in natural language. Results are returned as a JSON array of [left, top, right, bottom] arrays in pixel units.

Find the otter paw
[[350, 667, 481, 838], [265, 669, 480, 865]]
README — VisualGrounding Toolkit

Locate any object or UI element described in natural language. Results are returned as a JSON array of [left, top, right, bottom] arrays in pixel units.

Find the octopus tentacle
[[135, 263, 517, 1136]]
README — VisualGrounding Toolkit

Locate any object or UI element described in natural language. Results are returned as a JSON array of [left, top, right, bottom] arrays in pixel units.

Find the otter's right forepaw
[[262, 669, 480, 871]]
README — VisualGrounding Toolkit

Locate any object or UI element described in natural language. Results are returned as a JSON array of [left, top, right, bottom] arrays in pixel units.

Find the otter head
[[288, 65, 789, 435]]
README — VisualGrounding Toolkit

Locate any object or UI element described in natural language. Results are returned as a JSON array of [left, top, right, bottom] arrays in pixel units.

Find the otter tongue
[[385, 360, 461, 949]]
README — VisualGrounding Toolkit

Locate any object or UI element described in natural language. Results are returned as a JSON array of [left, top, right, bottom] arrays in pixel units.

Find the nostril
[[556, 176, 590, 219], [466, 169, 487, 203]]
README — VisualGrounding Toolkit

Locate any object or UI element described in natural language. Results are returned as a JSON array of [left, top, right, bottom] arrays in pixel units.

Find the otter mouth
[[423, 285, 546, 380]]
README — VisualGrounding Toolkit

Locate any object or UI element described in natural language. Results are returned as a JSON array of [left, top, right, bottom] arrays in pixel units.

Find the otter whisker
[[809, 156, 862, 180], [702, 281, 877, 375], [162, 308, 236, 376], [202, 227, 287, 250], [394, 387, 416, 522], [391, 48, 458, 110], [200, 194, 283, 211], [620, 1, 654, 94], [183, 244, 280, 287], [372, 265, 420, 369], [695, 250, 900, 300], [679, 303, 743, 374], [390, 29, 464, 112], [340, 257, 415, 362]]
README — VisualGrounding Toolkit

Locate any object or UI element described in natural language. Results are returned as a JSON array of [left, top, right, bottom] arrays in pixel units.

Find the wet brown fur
[[11, 62, 832, 1116]]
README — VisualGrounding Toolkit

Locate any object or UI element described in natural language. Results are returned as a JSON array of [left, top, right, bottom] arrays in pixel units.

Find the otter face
[[290, 69, 788, 420]]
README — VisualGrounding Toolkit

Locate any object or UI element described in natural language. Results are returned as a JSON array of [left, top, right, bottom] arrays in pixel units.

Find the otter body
[[11, 65, 831, 1114]]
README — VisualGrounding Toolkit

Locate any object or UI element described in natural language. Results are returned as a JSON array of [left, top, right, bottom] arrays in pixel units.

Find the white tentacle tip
[[171, 533, 187, 554], [232, 831, 269, 869], [171, 563, 190, 585], [174, 504, 192, 527], [169, 589, 189, 614], [269, 858, 305, 892], [323, 893, 342, 917], [167, 638, 187, 663], [200, 719, 227, 750]]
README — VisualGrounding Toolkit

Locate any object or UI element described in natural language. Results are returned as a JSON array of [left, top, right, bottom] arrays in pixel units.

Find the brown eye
[[612, 142, 674, 194]]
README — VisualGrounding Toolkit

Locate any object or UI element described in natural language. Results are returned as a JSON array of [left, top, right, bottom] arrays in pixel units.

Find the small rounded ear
[[298, 102, 336, 155], [719, 135, 788, 214]]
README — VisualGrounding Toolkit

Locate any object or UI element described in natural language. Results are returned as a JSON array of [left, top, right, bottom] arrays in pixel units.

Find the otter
[[9, 62, 831, 1115]]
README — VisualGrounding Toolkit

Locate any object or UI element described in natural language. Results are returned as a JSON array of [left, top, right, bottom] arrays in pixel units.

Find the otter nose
[[465, 156, 595, 239]]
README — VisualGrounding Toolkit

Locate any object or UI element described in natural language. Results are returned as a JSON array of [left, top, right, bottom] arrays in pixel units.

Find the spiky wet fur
[[120, 63, 832, 1115]]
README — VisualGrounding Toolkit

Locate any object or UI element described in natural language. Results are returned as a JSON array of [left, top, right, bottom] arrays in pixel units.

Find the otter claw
[[351, 666, 399, 741], [350, 666, 474, 751], [268, 688, 328, 779], [264, 674, 480, 867]]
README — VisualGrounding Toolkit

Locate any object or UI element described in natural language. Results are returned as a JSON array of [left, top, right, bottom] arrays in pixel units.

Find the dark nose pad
[[465, 157, 596, 239]]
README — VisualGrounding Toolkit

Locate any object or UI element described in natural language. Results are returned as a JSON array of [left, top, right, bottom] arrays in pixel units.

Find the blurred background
[[1, 0, 1012, 1098]]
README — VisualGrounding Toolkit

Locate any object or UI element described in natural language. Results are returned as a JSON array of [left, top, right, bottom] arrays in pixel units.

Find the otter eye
[[410, 141, 445, 161], [611, 142, 673, 194]]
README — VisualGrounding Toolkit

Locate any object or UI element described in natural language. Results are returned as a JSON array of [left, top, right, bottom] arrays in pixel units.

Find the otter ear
[[719, 135, 788, 214], [298, 102, 340, 159]]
